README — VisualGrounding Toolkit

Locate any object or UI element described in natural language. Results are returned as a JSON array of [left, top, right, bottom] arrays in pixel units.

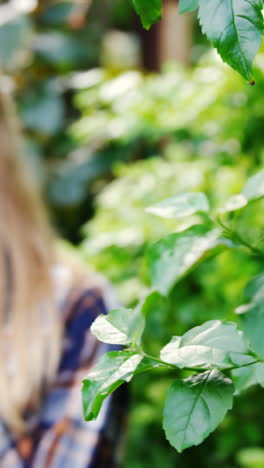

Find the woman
[[0, 90, 127, 467]]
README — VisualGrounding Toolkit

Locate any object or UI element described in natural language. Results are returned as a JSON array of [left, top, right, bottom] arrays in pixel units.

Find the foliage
[[131, 0, 264, 82], [64, 46, 264, 240], [82, 169, 264, 456], [2, 1, 264, 465], [69, 15, 264, 459], [2, 0, 264, 239], [132, 0, 162, 29], [70, 50, 264, 467], [71, 59, 234, 144], [72, 47, 264, 164]]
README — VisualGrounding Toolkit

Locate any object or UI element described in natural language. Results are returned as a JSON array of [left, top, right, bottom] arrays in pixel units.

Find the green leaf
[[147, 226, 230, 295], [237, 448, 264, 468], [40, 2, 76, 25], [34, 32, 88, 68], [163, 370, 234, 452], [19, 83, 65, 136], [0, 16, 33, 70], [239, 304, 264, 359], [146, 192, 210, 219], [82, 351, 143, 420], [198, 0, 264, 81], [219, 169, 264, 214], [139, 290, 165, 317], [132, 0, 162, 29], [160, 320, 254, 369], [232, 362, 264, 393], [242, 274, 264, 305], [219, 194, 248, 213], [242, 169, 264, 201], [179, 0, 198, 14], [91, 307, 144, 345]]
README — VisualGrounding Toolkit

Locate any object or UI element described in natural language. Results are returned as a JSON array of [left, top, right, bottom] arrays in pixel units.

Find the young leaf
[[242, 274, 264, 306], [163, 370, 234, 452], [239, 304, 264, 359], [132, 0, 162, 30], [145, 192, 210, 219], [147, 226, 230, 295], [219, 194, 248, 214], [232, 362, 264, 393], [179, 0, 198, 14], [160, 320, 254, 369], [242, 169, 264, 201], [139, 290, 165, 317], [198, 0, 264, 81], [219, 169, 264, 213], [91, 307, 144, 345], [82, 351, 143, 420]]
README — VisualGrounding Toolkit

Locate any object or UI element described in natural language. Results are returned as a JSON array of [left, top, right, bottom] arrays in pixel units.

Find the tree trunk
[[159, 0, 193, 66], [141, 0, 193, 71]]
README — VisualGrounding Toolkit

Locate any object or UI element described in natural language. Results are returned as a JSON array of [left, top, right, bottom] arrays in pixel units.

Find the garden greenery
[[2, 0, 264, 463], [78, 41, 264, 464], [131, 0, 264, 82], [82, 168, 264, 453]]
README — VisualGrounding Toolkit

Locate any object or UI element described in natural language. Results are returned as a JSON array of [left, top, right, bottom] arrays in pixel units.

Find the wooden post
[[140, 0, 193, 71], [159, 0, 193, 66]]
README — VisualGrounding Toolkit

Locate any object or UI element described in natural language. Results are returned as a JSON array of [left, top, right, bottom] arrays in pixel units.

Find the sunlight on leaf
[[160, 320, 254, 369], [146, 192, 209, 219]]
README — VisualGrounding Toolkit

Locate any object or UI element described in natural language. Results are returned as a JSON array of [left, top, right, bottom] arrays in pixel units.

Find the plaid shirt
[[0, 278, 128, 467]]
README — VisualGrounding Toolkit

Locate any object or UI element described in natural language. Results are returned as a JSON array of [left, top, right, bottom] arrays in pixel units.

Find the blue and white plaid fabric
[[0, 281, 128, 467]]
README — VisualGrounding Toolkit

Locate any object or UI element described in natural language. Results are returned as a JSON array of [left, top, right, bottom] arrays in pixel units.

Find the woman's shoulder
[[52, 264, 119, 319], [51, 263, 119, 375], [52, 243, 119, 316]]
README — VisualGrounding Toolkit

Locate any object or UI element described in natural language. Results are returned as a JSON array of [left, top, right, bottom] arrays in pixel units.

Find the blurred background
[[1, 1, 264, 467]]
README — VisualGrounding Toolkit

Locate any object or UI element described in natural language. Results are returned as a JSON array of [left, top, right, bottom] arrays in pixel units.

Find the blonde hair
[[0, 89, 62, 434]]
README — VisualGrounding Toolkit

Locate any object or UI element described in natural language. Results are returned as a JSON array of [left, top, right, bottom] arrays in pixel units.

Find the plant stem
[[140, 351, 262, 374], [142, 352, 178, 369], [216, 217, 264, 258]]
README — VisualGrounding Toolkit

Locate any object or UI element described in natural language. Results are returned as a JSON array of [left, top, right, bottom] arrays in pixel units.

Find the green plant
[[82, 168, 264, 453], [77, 57, 264, 464], [131, 0, 264, 82], [76, 61, 264, 460]]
